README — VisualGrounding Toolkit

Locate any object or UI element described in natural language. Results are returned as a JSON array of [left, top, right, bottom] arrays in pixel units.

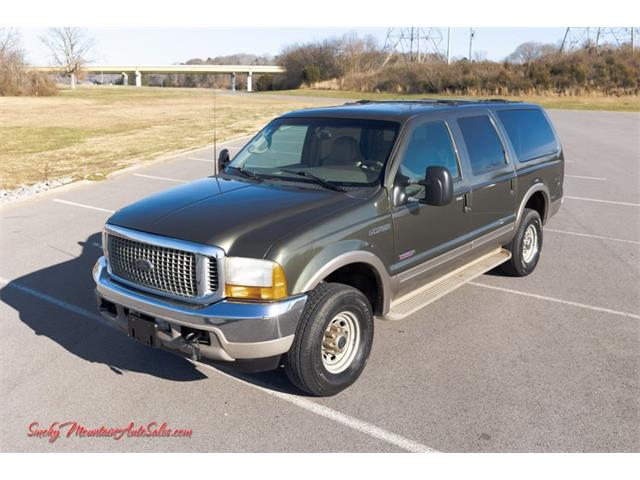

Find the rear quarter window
[[497, 109, 558, 162]]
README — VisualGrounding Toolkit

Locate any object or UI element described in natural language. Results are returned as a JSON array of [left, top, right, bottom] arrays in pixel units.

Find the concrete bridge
[[32, 64, 285, 91]]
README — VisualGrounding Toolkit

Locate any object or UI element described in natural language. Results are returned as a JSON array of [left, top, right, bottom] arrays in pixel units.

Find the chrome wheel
[[321, 310, 360, 374], [522, 224, 539, 264]]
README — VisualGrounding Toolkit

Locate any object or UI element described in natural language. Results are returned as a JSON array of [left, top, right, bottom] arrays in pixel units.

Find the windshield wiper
[[278, 169, 346, 192], [226, 166, 263, 183]]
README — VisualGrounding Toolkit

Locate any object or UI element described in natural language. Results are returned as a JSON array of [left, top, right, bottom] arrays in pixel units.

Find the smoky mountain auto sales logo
[[28, 421, 192, 443]]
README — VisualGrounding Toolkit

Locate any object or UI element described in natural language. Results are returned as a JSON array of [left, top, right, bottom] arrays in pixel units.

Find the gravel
[[0, 177, 75, 205]]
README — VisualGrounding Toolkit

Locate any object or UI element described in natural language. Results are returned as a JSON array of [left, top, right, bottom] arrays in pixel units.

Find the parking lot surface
[[1, 109, 638, 452]]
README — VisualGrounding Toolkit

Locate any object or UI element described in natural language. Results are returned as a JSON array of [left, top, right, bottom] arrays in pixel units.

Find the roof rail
[[346, 98, 521, 107], [350, 99, 465, 106]]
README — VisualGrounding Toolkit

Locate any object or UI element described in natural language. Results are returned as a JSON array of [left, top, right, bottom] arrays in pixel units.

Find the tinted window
[[243, 124, 307, 168], [230, 118, 399, 186], [458, 116, 506, 176], [397, 121, 460, 198], [497, 109, 557, 162]]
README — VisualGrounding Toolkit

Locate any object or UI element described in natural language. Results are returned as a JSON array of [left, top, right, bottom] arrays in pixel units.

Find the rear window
[[497, 109, 558, 162]]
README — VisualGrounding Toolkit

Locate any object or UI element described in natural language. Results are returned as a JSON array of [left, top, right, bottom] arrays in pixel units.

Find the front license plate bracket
[[128, 313, 158, 347]]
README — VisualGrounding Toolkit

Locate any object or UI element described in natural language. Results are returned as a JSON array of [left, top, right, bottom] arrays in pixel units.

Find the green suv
[[93, 100, 564, 396]]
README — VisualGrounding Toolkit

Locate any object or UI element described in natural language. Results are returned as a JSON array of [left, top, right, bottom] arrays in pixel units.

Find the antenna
[[213, 89, 218, 171]]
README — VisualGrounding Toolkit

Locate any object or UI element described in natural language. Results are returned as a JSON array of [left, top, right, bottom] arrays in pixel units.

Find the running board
[[384, 248, 511, 321]]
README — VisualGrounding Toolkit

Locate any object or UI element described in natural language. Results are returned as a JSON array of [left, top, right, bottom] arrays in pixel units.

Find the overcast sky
[[20, 27, 569, 65]]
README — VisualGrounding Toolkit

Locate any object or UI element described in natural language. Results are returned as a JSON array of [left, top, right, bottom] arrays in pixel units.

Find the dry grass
[[265, 89, 640, 112], [0, 86, 324, 189]]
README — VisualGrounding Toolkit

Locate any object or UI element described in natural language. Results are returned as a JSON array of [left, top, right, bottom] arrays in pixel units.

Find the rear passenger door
[[454, 112, 516, 238]]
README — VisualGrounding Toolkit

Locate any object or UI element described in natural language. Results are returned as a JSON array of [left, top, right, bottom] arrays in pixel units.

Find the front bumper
[[93, 257, 306, 364]]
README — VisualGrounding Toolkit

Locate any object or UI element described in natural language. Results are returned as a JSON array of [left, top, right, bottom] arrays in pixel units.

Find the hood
[[108, 176, 363, 258]]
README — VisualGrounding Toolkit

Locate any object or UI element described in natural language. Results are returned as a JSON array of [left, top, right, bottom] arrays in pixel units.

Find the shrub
[[255, 73, 274, 91]]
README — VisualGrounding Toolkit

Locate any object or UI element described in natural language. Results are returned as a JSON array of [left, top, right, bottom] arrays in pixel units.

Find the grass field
[[1, 86, 637, 191], [0, 87, 323, 190], [264, 89, 640, 112]]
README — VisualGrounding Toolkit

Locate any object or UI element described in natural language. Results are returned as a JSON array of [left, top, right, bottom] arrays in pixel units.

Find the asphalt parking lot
[[1, 108, 638, 452]]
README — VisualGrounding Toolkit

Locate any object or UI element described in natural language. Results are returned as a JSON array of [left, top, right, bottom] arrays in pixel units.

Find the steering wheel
[[357, 160, 384, 172]]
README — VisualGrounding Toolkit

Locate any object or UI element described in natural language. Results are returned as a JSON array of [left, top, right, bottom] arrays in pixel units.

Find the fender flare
[[516, 183, 551, 226], [297, 249, 392, 315]]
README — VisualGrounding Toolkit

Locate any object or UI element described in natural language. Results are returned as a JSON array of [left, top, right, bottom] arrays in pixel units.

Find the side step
[[385, 248, 511, 321]]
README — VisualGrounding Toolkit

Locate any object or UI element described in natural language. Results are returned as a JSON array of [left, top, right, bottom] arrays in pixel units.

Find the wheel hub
[[522, 224, 538, 264], [321, 311, 360, 374]]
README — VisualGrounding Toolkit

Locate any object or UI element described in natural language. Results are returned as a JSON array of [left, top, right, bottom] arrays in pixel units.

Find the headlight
[[224, 257, 288, 301]]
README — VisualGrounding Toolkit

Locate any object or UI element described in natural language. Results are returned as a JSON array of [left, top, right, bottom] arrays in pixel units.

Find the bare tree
[[507, 42, 557, 64], [40, 27, 94, 88], [0, 28, 21, 57]]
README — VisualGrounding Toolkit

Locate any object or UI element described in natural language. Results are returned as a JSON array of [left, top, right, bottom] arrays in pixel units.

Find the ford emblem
[[134, 258, 154, 273]]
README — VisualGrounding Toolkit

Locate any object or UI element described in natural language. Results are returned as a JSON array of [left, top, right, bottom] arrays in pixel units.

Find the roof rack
[[348, 98, 519, 107], [350, 99, 465, 107]]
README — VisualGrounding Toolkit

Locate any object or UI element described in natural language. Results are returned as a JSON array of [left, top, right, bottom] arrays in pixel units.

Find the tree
[[0, 28, 20, 57], [507, 42, 557, 64], [1, 28, 57, 96], [40, 27, 94, 88]]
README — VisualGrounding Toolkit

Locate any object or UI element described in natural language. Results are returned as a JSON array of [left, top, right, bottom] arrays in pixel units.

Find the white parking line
[[546, 229, 640, 246], [52, 199, 115, 213], [199, 364, 436, 452], [0, 276, 110, 327], [469, 282, 640, 320], [564, 175, 607, 181], [0, 276, 437, 453], [564, 196, 640, 208], [133, 173, 187, 183]]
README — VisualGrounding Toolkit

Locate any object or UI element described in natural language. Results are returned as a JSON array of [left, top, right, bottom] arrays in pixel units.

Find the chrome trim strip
[[396, 219, 515, 284], [397, 241, 472, 284], [472, 223, 515, 249], [104, 224, 226, 305]]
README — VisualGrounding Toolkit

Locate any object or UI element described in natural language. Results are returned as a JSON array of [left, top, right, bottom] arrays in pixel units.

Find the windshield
[[226, 117, 400, 188]]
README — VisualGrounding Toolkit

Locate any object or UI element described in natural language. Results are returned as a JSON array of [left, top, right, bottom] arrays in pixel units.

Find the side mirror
[[217, 149, 230, 174], [420, 166, 453, 206]]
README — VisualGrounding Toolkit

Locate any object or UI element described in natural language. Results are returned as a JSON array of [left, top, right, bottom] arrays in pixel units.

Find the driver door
[[390, 119, 470, 294]]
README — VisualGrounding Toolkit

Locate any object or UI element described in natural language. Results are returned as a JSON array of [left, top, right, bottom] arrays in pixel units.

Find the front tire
[[501, 208, 543, 277], [285, 283, 374, 397]]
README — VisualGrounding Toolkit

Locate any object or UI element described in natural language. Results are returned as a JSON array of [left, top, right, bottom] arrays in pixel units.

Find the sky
[[19, 27, 569, 66]]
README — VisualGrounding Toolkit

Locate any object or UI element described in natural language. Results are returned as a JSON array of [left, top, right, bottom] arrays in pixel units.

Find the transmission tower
[[383, 28, 447, 65], [560, 27, 639, 53]]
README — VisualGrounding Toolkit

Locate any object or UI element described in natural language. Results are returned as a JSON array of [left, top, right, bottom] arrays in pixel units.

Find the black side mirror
[[217, 149, 230, 174], [420, 166, 453, 206]]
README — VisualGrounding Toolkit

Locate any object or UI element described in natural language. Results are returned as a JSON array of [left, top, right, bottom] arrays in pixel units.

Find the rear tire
[[285, 283, 374, 397], [501, 208, 543, 277]]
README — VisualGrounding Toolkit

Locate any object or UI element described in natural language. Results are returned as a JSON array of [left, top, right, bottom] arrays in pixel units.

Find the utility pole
[[468, 28, 475, 61], [447, 28, 451, 64]]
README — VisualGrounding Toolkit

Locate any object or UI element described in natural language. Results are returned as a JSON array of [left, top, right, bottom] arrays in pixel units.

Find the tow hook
[[166, 332, 202, 361]]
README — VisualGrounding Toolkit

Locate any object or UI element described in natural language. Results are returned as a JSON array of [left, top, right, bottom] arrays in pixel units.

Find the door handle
[[510, 177, 516, 195], [463, 192, 471, 213]]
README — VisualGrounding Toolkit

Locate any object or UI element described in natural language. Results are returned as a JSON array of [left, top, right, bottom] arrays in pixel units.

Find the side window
[[458, 115, 507, 176], [497, 109, 558, 162], [244, 125, 307, 168], [396, 121, 460, 197]]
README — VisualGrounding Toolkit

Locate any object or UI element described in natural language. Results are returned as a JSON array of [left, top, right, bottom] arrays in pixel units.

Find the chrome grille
[[207, 257, 219, 292], [108, 234, 198, 298]]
